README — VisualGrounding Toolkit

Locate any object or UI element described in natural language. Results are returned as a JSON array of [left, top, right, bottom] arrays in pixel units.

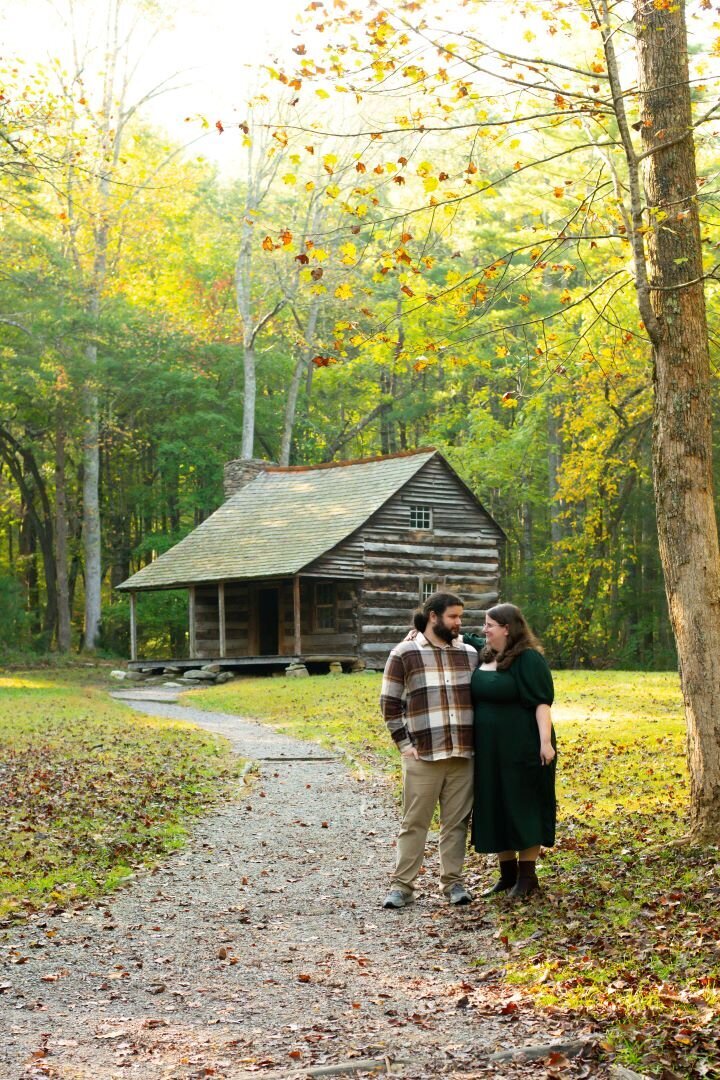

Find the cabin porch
[[126, 575, 360, 666]]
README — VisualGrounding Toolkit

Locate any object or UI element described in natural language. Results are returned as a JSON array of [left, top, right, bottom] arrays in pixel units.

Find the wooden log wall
[[194, 584, 220, 659], [357, 457, 503, 667], [280, 579, 359, 655], [225, 582, 250, 655]]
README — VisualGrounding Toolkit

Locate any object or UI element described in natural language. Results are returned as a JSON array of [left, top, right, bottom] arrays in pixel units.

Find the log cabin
[[116, 447, 506, 672]]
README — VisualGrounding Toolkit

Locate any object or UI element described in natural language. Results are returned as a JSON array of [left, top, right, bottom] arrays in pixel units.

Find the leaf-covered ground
[[191, 670, 720, 1078], [0, 671, 242, 925]]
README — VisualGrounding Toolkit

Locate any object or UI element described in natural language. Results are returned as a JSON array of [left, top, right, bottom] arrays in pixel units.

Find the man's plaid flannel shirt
[[380, 632, 478, 761]]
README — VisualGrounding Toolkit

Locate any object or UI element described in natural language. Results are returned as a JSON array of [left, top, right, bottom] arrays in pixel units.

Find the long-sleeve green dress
[[463, 634, 557, 853]]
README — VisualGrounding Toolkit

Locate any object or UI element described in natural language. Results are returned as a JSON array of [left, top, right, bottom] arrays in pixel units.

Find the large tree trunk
[[635, 0, 720, 839]]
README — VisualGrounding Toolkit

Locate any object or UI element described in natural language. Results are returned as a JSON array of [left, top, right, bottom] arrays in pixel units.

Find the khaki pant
[[391, 755, 474, 897]]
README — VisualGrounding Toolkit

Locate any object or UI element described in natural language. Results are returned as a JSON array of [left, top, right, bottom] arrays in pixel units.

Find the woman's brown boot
[[482, 857, 518, 897], [509, 860, 539, 899]]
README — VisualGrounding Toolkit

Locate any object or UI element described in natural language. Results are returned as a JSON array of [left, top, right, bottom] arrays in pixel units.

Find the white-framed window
[[410, 504, 432, 529], [420, 580, 439, 603], [315, 582, 336, 630]]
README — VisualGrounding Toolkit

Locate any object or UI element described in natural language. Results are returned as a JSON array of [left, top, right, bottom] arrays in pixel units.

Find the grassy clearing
[[0, 671, 242, 926], [189, 670, 720, 1079]]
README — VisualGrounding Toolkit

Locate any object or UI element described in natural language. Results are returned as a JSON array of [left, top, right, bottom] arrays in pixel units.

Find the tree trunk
[[82, 346, 102, 649], [280, 299, 320, 466], [55, 416, 72, 652], [635, 0, 720, 840], [547, 395, 564, 552], [19, 496, 40, 636]]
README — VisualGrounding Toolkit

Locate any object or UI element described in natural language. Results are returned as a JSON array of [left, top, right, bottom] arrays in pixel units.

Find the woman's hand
[[540, 741, 556, 766]]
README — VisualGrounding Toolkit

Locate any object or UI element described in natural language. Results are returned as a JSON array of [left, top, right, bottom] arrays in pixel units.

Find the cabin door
[[257, 588, 280, 655]]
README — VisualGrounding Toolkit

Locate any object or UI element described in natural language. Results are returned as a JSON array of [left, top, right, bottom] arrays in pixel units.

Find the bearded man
[[380, 591, 478, 909]]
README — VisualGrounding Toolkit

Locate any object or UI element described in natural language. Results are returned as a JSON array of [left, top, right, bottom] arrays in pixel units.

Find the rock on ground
[[1, 699, 602, 1079]]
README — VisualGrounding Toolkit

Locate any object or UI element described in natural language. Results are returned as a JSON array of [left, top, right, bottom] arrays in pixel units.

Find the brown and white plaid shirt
[[380, 633, 478, 761]]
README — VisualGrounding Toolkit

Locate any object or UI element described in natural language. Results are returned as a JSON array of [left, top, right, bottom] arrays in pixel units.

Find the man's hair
[[413, 591, 464, 633]]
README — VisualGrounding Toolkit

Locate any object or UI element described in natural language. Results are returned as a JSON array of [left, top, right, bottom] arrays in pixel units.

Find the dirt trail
[[1, 696, 601, 1079]]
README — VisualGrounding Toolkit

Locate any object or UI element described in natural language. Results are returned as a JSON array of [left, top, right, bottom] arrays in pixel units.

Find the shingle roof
[[117, 449, 438, 591]]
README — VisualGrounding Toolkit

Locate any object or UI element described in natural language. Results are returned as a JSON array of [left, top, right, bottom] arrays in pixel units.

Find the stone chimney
[[223, 458, 275, 499]]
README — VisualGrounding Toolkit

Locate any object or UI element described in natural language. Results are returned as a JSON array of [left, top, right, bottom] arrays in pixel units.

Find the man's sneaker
[[447, 883, 473, 906], [382, 888, 412, 909]]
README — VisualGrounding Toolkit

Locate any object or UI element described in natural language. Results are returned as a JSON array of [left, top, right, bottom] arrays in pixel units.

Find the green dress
[[464, 636, 557, 853]]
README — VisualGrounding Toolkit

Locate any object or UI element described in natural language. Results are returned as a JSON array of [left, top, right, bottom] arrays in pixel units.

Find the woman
[[464, 604, 556, 899]]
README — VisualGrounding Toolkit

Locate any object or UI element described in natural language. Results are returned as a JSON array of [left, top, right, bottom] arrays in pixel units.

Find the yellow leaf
[[340, 242, 357, 265], [315, 88, 330, 99], [283, 174, 297, 185], [335, 283, 353, 299]]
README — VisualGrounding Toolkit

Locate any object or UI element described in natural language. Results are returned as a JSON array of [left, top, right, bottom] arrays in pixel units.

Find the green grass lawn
[[189, 670, 720, 1079], [0, 670, 242, 925]]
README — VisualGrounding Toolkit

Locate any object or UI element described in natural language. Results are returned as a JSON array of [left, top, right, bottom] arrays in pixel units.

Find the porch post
[[188, 585, 197, 658], [293, 574, 302, 657], [218, 581, 226, 658], [129, 592, 138, 661]]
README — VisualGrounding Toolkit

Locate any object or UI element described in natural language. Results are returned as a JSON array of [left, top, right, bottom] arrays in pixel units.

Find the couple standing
[[380, 591, 557, 909]]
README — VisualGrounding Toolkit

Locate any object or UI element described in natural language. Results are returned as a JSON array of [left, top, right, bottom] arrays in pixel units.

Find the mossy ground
[[0, 670, 242, 925]]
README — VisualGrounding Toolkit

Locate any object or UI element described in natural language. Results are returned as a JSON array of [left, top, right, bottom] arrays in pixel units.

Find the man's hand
[[401, 745, 419, 759]]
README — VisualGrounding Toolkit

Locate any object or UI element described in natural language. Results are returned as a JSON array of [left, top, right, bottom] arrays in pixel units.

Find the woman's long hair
[[480, 603, 542, 670]]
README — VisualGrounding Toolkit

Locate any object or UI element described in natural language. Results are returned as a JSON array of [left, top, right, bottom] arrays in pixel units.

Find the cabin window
[[420, 580, 439, 602], [315, 582, 336, 630], [410, 504, 432, 529]]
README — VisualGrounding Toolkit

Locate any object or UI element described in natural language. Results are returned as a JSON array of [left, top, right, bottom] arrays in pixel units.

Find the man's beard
[[434, 622, 458, 644]]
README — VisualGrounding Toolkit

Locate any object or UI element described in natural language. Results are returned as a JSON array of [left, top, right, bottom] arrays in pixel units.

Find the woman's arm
[[462, 631, 486, 652], [536, 703, 555, 765]]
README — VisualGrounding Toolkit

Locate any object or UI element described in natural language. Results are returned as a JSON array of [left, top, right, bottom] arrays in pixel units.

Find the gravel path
[[1, 695, 602, 1080]]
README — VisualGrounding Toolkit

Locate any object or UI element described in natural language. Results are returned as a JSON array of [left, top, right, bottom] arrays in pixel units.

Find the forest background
[[2, 0, 720, 670]]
